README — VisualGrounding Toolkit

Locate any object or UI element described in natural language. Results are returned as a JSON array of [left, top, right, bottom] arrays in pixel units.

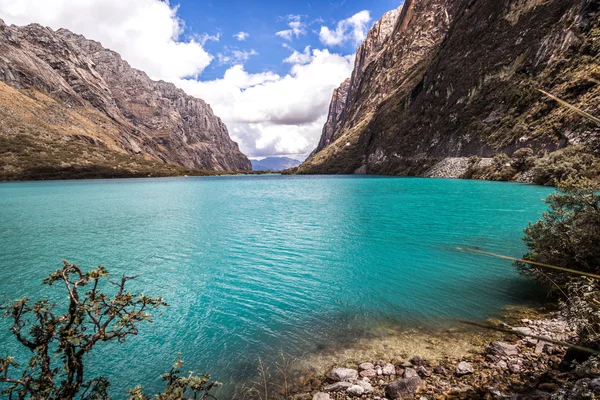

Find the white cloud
[[176, 49, 354, 157], [0, 0, 213, 81], [0, 0, 358, 158], [217, 48, 258, 65], [234, 31, 249, 41], [276, 15, 306, 41], [319, 10, 372, 47], [283, 46, 312, 65]]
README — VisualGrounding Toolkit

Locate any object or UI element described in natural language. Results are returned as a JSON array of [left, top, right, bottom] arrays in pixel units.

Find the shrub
[[518, 183, 600, 281], [511, 148, 536, 171], [0, 261, 219, 399], [531, 146, 600, 186]]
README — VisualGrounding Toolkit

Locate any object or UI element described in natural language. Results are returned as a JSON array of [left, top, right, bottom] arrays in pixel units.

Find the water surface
[[0, 175, 553, 396]]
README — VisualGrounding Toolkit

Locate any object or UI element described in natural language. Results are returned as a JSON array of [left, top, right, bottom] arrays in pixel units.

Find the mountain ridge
[[297, 0, 600, 182], [0, 19, 251, 180]]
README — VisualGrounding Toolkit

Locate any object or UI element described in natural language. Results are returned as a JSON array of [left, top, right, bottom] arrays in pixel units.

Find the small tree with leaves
[[0, 261, 219, 399]]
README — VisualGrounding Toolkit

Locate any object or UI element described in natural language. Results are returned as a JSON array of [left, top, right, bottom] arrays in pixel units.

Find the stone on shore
[[358, 362, 374, 371], [456, 361, 474, 375], [382, 363, 396, 375], [312, 393, 331, 400], [385, 376, 424, 399], [327, 368, 358, 382], [487, 341, 519, 357], [323, 382, 352, 392], [346, 385, 364, 397], [403, 368, 418, 379], [360, 368, 377, 378]]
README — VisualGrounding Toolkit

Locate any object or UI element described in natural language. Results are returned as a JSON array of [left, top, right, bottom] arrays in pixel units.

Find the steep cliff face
[[312, 6, 403, 156], [0, 20, 250, 179], [299, 0, 600, 178]]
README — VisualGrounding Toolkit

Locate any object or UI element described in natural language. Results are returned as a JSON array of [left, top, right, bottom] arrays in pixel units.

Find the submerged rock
[[323, 382, 352, 392]]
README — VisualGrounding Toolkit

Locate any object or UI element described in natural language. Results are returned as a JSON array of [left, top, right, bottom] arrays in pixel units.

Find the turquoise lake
[[0, 175, 554, 397]]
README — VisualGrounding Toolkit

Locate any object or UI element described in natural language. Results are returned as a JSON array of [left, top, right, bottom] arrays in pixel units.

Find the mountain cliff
[[298, 0, 600, 182], [0, 20, 251, 180]]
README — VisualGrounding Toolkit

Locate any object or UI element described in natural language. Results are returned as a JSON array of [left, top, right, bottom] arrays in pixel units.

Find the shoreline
[[251, 304, 598, 400]]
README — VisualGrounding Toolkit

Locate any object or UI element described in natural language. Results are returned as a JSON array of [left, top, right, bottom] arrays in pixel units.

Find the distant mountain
[[251, 157, 302, 171]]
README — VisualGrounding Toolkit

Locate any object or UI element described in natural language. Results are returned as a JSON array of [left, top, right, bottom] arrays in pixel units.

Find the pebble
[[456, 361, 474, 375], [346, 385, 364, 397], [313, 393, 331, 400], [381, 363, 396, 376], [403, 368, 418, 379], [358, 362, 374, 371]]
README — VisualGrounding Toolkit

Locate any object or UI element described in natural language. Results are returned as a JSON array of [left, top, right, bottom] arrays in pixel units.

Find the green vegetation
[[0, 262, 219, 399]]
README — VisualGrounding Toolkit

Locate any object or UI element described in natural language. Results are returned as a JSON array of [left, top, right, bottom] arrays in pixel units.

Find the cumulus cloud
[[276, 15, 306, 41], [217, 48, 258, 65], [0, 0, 213, 81], [234, 31, 249, 41], [319, 10, 372, 47], [177, 49, 354, 157], [283, 46, 313, 65]]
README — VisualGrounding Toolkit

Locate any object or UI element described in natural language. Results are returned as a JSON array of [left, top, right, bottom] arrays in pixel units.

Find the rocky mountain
[[0, 20, 251, 180], [298, 0, 600, 182], [251, 157, 301, 172]]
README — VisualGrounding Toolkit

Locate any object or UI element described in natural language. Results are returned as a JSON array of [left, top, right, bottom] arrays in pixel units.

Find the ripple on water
[[0, 176, 553, 397]]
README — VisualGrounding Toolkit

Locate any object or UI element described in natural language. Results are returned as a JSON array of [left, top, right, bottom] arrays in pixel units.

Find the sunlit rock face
[[0, 20, 251, 172], [300, 0, 600, 176]]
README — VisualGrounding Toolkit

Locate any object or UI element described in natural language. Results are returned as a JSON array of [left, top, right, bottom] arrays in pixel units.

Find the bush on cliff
[[0, 261, 219, 399]]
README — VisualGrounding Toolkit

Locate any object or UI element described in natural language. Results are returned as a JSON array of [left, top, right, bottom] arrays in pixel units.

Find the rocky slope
[[0, 20, 250, 180], [298, 0, 600, 179]]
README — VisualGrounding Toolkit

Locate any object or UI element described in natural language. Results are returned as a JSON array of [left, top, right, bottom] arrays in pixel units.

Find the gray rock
[[590, 377, 600, 391], [487, 342, 519, 357], [359, 362, 374, 371], [346, 385, 364, 397], [382, 363, 396, 375], [416, 366, 431, 377], [312, 393, 331, 400], [360, 368, 377, 378], [354, 379, 374, 394], [513, 327, 533, 336], [410, 356, 423, 366], [496, 360, 508, 370], [456, 361, 474, 375], [324, 382, 353, 392], [403, 368, 418, 379], [385, 377, 424, 399], [327, 368, 359, 382]]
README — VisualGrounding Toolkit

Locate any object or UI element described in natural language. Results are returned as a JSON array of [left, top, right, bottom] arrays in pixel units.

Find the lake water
[[0, 175, 553, 397]]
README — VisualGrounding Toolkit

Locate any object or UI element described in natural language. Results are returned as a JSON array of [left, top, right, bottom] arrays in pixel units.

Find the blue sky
[[178, 0, 400, 80], [0, 0, 403, 159]]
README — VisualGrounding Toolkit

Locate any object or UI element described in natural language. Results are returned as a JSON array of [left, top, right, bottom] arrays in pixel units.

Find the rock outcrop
[[298, 0, 600, 177], [0, 20, 250, 179]]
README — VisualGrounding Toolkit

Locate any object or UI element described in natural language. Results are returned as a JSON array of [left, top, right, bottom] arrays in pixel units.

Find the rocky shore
[[292, 312, 599, 400]]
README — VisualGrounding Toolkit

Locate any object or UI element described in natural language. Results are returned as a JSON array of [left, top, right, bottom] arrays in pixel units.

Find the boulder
[[487, 342, 519, 357], [456, 361, 474, 375], [327, 368, 358, 382], [312, 393, 331, 400], [385, 377, 424, 399], [346, 385, 364, 397]]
